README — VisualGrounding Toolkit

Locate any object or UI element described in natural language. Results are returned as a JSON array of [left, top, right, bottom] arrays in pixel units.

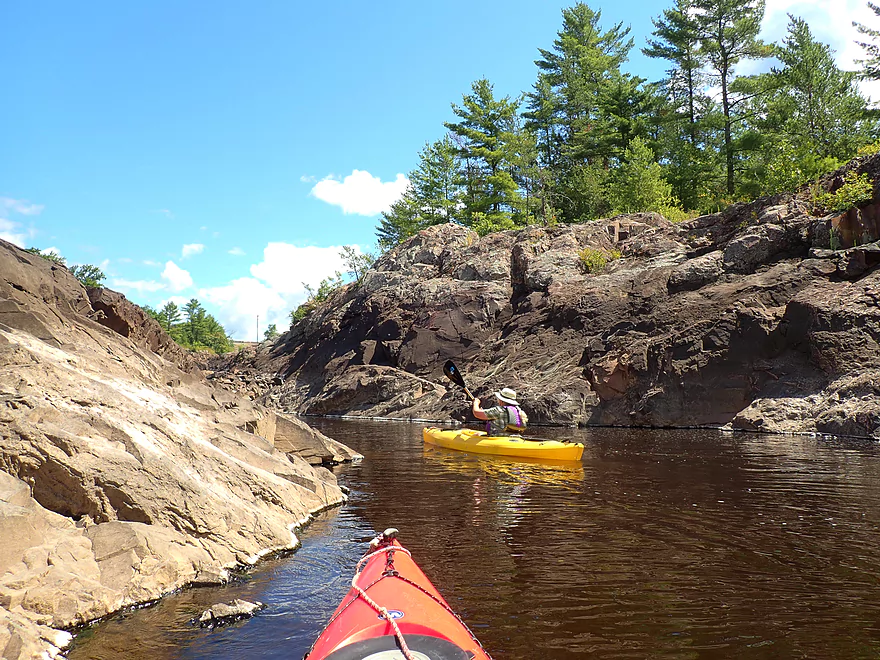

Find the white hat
[[495, 387, 519, 405]]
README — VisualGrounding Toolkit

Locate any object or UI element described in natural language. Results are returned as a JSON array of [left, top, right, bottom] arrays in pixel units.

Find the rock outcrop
[[0, 241, 360, 659], [215, 157, 880, 440]]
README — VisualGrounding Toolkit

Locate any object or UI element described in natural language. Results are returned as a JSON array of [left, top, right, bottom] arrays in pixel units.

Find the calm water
[[67, 421, 880, 659]]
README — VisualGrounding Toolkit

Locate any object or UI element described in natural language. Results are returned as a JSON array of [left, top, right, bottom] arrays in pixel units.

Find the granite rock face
[[0, 240, 359, 659], [215, 157, 880, 439]]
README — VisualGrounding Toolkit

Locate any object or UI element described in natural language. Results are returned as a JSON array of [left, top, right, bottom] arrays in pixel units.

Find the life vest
[[486, 405, 528, 434]]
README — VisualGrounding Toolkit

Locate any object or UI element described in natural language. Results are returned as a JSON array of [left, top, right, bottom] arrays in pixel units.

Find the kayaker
[[472, 387, 528, 435]]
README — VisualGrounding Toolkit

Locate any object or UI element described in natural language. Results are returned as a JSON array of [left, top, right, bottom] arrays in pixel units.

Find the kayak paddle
[[442, 360, 578, 446], [443, 360, 475, 401]]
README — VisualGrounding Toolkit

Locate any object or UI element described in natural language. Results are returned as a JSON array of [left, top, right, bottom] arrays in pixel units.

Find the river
[[66, 420, 880, 659]]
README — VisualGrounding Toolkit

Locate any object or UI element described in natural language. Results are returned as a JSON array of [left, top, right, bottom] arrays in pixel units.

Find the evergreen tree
[[377, 191, 422, 249], [692, 0, 770, 195], [644, 0, 724, 210], [534, 2, 634, 167], [524, 75, 563, 169], [410, 136, 461, 225], [644, 0, 705, 147], [376, 136, 463, 249], [741, 16, 876, 195], [70, 264, 106, 288], [161, 301, 182, 328], [606, 137, 678, 214], [855, 2, 880, 79], [444, 79, 524, 231]]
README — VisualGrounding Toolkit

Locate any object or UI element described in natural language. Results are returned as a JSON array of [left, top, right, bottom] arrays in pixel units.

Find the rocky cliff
[[218, 156, 880, 440], [0, 241, 360, 659]]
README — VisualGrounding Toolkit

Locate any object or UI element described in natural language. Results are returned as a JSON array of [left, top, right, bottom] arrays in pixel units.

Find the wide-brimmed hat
[[494, 387, 519, 405]]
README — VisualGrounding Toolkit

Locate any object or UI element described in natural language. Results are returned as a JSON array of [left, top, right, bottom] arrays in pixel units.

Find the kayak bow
[[305, 528, 492, 660]]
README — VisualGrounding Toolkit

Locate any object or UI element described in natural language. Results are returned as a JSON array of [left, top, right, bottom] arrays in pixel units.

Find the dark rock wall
[[216, 157, 880, 439]]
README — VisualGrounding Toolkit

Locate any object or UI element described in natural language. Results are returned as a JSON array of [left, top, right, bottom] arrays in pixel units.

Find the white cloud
[[310, 170, 409, 216], [143, 259, 161, 267], [200, 242, 351, 340], [161, 261, 193, 292], [250, 242, 348, 295], [0, 217, 29, 246], [42, 246, 62, 258], [0, 197, 44, 216], [110, 278, 165, 294], [181, 243, 205, 258], [199, 277, 289, 341], [154, 209, 174, 218], [228, 247, 245, 256]]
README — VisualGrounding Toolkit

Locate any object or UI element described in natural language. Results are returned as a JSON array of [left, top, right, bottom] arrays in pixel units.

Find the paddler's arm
[[472, 397, 489, 421]]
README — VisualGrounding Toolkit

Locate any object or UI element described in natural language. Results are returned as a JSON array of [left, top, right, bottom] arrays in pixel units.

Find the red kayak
[[305, 528, 492, 660]]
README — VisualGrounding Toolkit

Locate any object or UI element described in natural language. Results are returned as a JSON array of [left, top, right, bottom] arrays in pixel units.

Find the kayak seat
[[321, 633, 473, 660]]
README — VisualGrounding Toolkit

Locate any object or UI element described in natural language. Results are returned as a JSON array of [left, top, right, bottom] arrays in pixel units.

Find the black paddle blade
[[443, 360, 467, 388]]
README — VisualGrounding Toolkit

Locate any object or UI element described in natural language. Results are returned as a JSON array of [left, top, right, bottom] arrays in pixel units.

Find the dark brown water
[[67, 421, 880, 659]]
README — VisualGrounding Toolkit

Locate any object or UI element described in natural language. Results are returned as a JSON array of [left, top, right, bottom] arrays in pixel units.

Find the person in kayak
[[472, 387, 528, 435]]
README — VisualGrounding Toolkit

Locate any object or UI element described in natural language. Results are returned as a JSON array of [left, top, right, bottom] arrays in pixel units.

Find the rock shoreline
[[215, 156, 880, 441], [0, 241, 361, 659]]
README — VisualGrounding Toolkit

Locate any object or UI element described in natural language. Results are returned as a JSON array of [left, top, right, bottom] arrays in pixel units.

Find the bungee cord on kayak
[[305, 528, 492, 660], [350, 535, 418, 660]]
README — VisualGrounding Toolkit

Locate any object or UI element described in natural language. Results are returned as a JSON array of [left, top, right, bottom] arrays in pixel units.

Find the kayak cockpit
[[320, 633, 474, 659]]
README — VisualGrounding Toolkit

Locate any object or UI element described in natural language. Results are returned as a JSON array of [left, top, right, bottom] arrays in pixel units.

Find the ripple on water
[[68, 422, 880, 660]]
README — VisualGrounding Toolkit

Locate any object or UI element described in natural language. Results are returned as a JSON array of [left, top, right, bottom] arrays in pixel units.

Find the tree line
[[143, 299, 233, 354], [378, 0, 880, 247], [23, 248, 234, 354]]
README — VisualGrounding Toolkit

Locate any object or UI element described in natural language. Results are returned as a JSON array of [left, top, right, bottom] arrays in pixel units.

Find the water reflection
[[68, 422, 880, 660]]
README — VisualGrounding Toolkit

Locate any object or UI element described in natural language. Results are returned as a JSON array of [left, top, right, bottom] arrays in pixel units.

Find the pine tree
[[606, 137, 677, 214], [692, 0, 770, 196], [444, 79, 524, 230], [644, 0, 724, 210], [376, 135, 464, 248], [70, 264, 106, 288], [644, 0, 706, 147], [534, 3, 634, 168], [741, 16, 876, 195], [855, 2, 880, 79]]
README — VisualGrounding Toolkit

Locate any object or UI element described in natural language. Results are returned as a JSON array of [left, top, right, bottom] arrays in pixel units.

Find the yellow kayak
[[423, 427, 584, 461]]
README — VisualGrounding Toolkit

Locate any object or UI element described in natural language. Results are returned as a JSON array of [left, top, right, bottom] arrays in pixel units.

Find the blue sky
[[1, 0, 874, 339]]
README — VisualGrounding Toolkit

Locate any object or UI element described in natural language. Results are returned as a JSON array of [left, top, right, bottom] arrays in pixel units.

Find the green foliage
[[372, 0, 877, 242], [606, 137, 679, 214], [577, 247, 620, 274], [70, 264, 106, 288], [290, 272, 344, 322], [691, 0, 770, 195], [25, 247, 66, 264], [559, 164, 612, 222], [445, 79, 526, 227], [858, 140, 880, 156], [143, 299, 232, 354], [855, 1, 880, 80], [263, 323, 279, 340], [340, 245, 375, 284], [658, 205, 696, 223], [812, 171, 874, 213], [829, 227, 842, 251], [377, 136, 465, 248], [471, 212, 519, 237], [737, 16, 877, 198]]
